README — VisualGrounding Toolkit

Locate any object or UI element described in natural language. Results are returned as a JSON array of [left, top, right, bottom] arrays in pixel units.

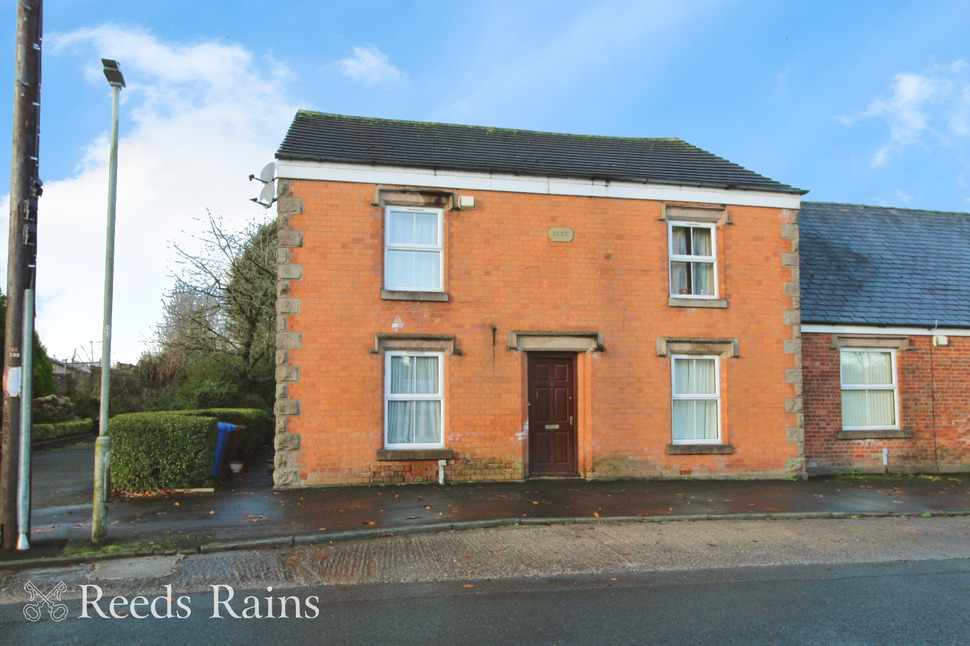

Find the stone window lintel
[[372, 334, 461, 355], [661, 204, 730, 225], [830, 335, 910, 351], [657, 337, 738, 358], [371, 186, 457, 210]]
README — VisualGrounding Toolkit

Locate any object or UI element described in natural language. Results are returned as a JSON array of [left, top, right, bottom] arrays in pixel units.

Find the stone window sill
[[376, 449, 456, 461], [668, 297, 727, 309], [667, 444, 734, 455], [381, 290, 449, 302], [836, 429, 912, 440]]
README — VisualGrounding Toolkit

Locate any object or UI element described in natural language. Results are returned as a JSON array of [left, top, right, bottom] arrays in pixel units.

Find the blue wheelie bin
[[211, 422, 239, 477]]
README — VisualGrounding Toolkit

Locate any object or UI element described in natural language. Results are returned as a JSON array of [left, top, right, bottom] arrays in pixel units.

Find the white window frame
[[384, 351, 445, 450], [384, 206, 444, 292], [840, 348, 900, 431], [668, 221, 718, 299], [670, 354, 722, 444]]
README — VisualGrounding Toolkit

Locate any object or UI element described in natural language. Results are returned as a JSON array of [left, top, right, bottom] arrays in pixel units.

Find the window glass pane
[[387, 401, 441, 444], [411, 401, 441, 442], [842, 351, 892, 386], [867, 390, 896, 426], [385, 250, 409, 290], [386, 250, 440, 290], [413, 211, 438, 245], [672, 400, 694, 440], [671, 226, 689, 255], [388, 210, 413, 245], [389, 355, 439, 394], [698, 400, 718, 439], [672, 400, 718, 441], [674, 358, 716, 395], [389, 356, 411, 394], [691, 262, 714, 296], [411, 356, 439, 394], [410, 250, 440, 288], [841, 390, 867, 427], [388, 210, 438, 246], [387, 400, 409, 443], [670, 261, 690, 295], [865, 353, 892, 385], [692, 228, 712, 256], [841, 351, 865, 386]]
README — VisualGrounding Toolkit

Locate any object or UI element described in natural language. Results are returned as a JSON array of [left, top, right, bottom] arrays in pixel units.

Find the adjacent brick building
[[272, 111, 806, 486], [800, 203, 970, 474]]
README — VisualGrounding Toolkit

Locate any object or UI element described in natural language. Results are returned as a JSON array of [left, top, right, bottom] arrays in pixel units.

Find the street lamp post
[[92, 59, 124, 544]]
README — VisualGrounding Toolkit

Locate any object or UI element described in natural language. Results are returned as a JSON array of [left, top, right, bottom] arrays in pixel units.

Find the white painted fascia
[[802, 324, 970, 337], [277, 159, 803, 210]]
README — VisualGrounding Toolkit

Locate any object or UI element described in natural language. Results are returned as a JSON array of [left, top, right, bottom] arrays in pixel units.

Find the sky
[[0, 0, 968, 364]]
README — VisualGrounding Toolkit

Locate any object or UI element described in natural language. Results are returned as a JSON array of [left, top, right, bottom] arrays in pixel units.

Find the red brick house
[[271, 111, 806, 486], [800, 202, 970, 474]]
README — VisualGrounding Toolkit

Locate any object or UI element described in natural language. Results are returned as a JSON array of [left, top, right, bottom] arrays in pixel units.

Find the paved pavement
[[4, 436, 970, 568]]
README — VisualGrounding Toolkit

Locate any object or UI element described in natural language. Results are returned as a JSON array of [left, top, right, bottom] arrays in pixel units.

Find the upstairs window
[[669, 222, 717, 298], [840, 349, 898, 430], [385, 206, 443, 292]]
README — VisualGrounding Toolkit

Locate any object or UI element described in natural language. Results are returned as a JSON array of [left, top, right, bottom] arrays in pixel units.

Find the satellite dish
[[249, 161, 277, 208], [259, 162, 276, 184], [258, 182, 275, 208]]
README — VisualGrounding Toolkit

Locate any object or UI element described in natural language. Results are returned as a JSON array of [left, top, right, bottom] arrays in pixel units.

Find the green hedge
[[33, 419, 96, 443], [110, 408, 272, 493], [175, 408, 273, 459]]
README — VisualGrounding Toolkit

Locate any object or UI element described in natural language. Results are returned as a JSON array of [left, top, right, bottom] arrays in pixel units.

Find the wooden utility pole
[[1, 0, 42, 550]]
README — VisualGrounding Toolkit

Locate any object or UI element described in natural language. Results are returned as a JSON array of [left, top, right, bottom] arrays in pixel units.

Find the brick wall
[[804, 333, 970, 474], [275, 179, 801, 485]]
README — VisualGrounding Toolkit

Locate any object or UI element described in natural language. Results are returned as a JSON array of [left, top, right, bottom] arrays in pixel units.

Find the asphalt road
[[1, 558, 968, 644], [2, 516, 970, 643]]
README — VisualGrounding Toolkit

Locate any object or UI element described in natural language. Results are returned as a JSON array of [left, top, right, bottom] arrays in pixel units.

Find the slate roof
[[800, 202, 970, 328], [277, 111, 804, 194]]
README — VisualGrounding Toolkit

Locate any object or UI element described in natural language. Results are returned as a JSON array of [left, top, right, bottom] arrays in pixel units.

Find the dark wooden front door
[[528, 354, 577, 476]]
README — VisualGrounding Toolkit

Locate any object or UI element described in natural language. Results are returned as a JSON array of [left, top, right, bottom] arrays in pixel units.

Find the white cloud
[[0, 25, 300, 363], [337, 44, 408, 85], [839, 61, 970, 167]]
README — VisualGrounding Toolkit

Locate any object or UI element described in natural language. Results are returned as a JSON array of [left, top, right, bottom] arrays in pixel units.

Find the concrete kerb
[[5, 509, 970, 571]]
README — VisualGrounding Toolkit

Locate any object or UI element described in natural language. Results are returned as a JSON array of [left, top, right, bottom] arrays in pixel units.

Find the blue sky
[[1, 0, 968, 363]]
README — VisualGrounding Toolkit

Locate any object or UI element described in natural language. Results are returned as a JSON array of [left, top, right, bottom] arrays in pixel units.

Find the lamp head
[[101, 59, 125, 88]]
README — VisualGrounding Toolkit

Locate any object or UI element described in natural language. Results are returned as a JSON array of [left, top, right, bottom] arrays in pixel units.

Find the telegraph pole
[[1, 0, 42, 550]]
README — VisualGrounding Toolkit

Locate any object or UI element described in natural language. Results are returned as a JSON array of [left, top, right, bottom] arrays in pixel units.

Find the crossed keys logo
[[23, 581, 69, 622]]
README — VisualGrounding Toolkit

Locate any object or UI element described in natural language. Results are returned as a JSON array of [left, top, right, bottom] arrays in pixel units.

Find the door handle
[[570, 416, 574, 425]]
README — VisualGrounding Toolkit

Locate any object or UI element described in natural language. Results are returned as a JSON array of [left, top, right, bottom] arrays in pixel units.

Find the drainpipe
[[438, 459, 447, 485]]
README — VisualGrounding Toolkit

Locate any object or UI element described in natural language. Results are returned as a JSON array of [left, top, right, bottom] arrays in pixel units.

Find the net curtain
[[387, 355, 441, 444]]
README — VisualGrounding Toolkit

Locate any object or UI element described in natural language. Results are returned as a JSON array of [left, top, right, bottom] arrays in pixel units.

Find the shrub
[[32, 395, 76, 424], [109, 408, 272, 492], [110, 412, 219, 492], [33, 419, 96, 443], [71, 394, 100, 422], [175, 374, 239, 410]]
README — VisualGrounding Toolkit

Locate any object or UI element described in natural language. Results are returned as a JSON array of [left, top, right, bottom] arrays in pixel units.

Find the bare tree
[[156, 212, 277, 403]]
